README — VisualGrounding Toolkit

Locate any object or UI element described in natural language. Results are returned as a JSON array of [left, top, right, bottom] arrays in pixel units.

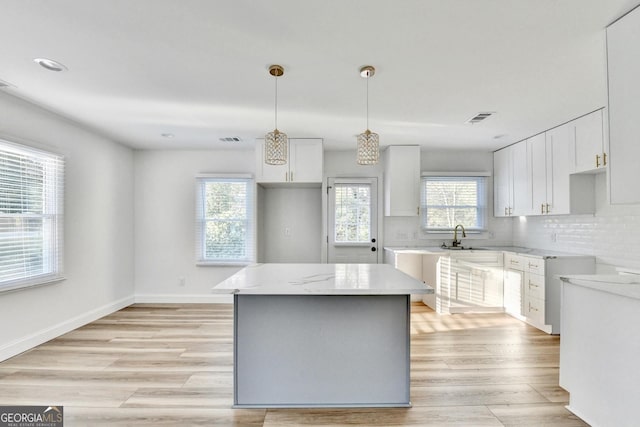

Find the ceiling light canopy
[[265, 64, 287, 165], [357, 65, 379, 165], [34, 58, 68, 72]]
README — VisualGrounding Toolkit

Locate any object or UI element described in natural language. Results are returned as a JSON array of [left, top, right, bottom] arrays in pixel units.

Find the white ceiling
[[0, 0, 638, 151]]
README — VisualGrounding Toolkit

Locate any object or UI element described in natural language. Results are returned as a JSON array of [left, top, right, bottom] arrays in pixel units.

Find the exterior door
[[327, 177, 378, 263]]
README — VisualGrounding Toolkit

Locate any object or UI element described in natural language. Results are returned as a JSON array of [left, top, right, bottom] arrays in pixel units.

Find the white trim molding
[[0, 295, 134, 362], [134, 294, 233, 304]]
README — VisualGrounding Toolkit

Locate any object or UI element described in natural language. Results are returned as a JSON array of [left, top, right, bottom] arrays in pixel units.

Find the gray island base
[[213, 263, 433, 408]]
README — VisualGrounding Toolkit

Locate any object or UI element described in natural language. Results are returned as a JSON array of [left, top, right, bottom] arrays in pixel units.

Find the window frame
[[195, 174, 256, 266], [0, 138, 65, 293], [420, 172, 489, 233]]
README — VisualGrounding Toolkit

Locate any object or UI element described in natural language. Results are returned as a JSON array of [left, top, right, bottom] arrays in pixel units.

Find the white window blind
[[0, 139, 64, 291], [334, 183, 371, 243], [195, 175, 255, 265], [420, 176, 487, 231]]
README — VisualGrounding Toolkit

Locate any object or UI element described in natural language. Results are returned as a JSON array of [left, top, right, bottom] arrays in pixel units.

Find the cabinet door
[[574, 110, 605, 173], [290, 139, 323, 183], [384, 146, 420, 216], [511, 140, 531, 216], [529, 134, 547, 215], [255, 139, 289, 183], [493, 147, 512, 217], [546, 124, 573, 215], [607, 8, 640, 204], [504, 268, 524, 316]]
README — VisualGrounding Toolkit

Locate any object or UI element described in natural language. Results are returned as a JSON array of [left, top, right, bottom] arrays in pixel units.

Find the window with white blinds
[[420, 175, 487, 232], [195, 175, 255, 265], [0, 139, 64, 291], [334, 183, 371, 243]]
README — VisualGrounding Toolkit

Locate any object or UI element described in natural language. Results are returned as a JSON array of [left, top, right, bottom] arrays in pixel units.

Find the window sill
[[196, 262, 252, 267], [0, 276, 66, 294]]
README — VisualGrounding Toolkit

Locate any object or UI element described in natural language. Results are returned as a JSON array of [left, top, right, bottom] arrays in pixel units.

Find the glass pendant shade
[[265, 128, 288, 165], [357, 129, 380, 165]]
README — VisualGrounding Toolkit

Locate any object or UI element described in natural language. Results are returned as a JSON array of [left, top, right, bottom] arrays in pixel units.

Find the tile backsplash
[[513, 173, 640, 271]]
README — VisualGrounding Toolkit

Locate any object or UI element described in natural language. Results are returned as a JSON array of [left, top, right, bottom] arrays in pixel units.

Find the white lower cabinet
[[503, 253, 594, 334]]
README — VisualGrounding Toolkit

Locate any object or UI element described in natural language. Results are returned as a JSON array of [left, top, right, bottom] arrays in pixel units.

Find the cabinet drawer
[[525, 257, 545, 275], [526, 295, 545, 325], [526, 273, 545, 300], [505, 253, 525, 271]]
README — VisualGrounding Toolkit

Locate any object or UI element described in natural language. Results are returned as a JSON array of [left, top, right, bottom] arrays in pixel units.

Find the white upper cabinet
[[256, 138, 323, 184], [493, 147, 513, 217], [607, 6, 640, 204], [384, 145, 420, 216], [511, 141, 531, 216], [573, 109, 606, 173], [496, 122, 594, 218], [529, 133, 548, 215], [546, 124, 574, 215]]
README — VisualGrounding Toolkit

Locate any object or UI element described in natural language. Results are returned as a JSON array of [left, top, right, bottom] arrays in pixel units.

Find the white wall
[[258, 187, 322, 263], [0, 92, 134, 361], [384, 149, 513, 248], [133, 149, 254, 302], [513, 173, 640, 271]]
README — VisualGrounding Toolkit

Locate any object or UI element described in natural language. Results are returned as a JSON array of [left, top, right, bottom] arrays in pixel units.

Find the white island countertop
[[213, 263, 434, 295]]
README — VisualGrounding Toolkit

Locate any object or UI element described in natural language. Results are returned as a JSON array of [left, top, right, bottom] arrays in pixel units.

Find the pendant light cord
[[274, 74, 278, 130], [366, 75, 369, 131]]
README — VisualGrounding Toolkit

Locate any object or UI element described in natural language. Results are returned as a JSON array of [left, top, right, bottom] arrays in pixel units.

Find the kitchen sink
[[441, 246, 486, 250]]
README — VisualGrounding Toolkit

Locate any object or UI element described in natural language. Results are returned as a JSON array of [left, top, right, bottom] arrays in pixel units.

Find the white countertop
[[560, 274, 640, 300], [384, 246, 592, 258], [212, 263, 434, 295]]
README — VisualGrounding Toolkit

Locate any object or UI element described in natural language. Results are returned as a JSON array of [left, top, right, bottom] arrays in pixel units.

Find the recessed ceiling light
[[34, 58, 68, 72], [493, 134, 507, 139], [161, 133, 174, 138]]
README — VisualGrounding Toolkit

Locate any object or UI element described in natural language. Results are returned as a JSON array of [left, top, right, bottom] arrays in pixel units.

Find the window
[[420, 175, 487, 232], [195, 175, 255, 264], [0, 139, 64, 292], [333, 183, 372, 244]]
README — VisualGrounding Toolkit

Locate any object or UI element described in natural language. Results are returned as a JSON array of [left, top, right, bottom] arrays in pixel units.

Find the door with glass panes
[[327, 177, 378, 263]]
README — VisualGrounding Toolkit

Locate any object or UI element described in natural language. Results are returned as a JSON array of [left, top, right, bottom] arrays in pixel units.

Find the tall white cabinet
[[607, 5, 640, 204], [384, 145, 420, 216]]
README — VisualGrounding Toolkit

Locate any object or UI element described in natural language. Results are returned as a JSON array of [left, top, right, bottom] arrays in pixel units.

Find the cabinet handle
[[508, 207, 512, 215], [529, 281, 539, 288], [285, 172, 288, 181], [545, 203, 550, 214], [541, 204, 545, 214], [504, 207, 508, 216], [510, 259, 519, 265], [291, 171, 294, 181], [529, 302, 539, 312], [417, 206, 420, 215], [603, 152, 607, 166], [596, 154, 601, 168]]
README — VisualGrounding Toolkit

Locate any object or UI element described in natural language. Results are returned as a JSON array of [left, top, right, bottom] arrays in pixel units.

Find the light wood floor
[[0, 303, 587, 426]]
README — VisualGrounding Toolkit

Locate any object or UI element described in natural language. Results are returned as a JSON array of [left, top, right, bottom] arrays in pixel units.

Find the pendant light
[[265, 64, 288, 165], [357, 65, 379, 165]]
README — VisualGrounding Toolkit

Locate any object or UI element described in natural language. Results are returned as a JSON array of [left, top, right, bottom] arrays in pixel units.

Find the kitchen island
[[559, 273, 640, 426], [213, 263, 433, 408]]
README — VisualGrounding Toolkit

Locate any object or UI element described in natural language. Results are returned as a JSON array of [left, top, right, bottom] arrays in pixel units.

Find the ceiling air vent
[[219, 137, 242, 142], [466, 112, 495, 124]]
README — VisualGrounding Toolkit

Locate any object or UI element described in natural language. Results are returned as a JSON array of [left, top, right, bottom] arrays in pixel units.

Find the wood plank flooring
[[0, 303, 587, 426]]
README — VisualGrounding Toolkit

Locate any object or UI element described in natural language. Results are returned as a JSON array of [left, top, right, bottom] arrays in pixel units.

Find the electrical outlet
[[179, 276, 185, 287], [488, 231, 495, 239], [284, 227, 291, 237]]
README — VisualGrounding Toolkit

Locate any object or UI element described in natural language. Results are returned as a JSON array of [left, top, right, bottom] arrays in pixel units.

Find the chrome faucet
[[452, 224, 466, 247]]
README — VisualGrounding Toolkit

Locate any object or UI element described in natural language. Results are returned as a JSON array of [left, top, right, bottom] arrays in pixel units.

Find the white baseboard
[[134, 294, 233, 304], [0, 295, 134, 362]]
